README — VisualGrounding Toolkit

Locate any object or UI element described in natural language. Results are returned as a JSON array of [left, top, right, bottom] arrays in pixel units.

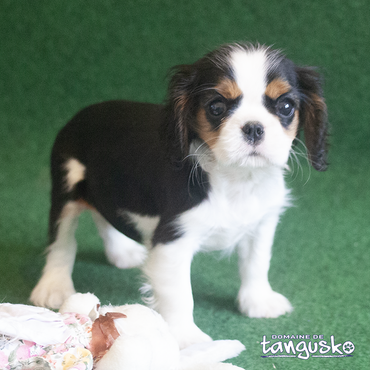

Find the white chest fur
[[178, 165, 289, 251]]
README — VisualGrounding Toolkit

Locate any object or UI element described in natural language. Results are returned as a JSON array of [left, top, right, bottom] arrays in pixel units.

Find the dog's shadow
[[72, 250, 143, 304], [191, 253, 240, 315], [194, 289, 239, 315]]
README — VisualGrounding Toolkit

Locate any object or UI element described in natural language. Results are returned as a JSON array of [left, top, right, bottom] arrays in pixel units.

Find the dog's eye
[[277, 98, 295, 118], [209, 99, 227, 117]]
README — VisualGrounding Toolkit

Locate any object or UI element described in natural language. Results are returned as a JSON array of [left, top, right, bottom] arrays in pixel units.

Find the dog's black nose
[[242, 122, 265, 144]]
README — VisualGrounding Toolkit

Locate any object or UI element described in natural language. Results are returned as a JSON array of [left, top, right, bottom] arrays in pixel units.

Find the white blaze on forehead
[[230, 48, 268, 103]]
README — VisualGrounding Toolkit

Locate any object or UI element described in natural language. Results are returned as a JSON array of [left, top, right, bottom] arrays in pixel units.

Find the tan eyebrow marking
[[215, 78, 242, 100], [265, 78, 291, 99]]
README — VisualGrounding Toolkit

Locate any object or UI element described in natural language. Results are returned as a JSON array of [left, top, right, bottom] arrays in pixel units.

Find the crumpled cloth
[[0, 304, 71, 346], [0, 304, 93, 370]]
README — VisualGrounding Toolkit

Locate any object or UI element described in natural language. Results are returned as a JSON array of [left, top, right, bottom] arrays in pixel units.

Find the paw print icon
[[342, 341, 355, 354]]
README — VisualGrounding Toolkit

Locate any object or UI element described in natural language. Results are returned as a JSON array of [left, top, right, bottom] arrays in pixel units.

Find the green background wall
[[1, 1, 369, 368]]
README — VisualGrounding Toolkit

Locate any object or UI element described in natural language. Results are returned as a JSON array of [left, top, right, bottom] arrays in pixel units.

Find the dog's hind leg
[[92, 211, 147, 269], [30, 157, 87, 308], [30, 200, 83, 308]]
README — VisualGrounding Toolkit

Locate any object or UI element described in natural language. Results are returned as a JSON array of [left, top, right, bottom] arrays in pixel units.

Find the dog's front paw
[[30, 271, 76, 309], [170, 322, 212, 349], [238, 287, 293, 318]]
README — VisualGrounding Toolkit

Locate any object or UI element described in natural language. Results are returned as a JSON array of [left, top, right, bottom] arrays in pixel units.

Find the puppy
[[30, 43, 328, 348]]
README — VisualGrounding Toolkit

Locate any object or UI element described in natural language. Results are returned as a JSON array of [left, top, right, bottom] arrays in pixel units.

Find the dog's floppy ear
[[296, 67, 329, 171], [163, 64, 198, 165]]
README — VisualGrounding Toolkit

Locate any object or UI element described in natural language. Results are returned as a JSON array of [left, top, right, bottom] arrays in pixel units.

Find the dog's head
[[164, 43, 328, 171]]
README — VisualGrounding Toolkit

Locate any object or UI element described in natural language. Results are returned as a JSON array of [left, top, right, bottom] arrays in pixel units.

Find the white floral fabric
[[0, 312, 93, 370]]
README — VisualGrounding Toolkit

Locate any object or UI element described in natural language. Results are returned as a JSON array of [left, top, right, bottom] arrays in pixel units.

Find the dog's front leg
[[143, 238, 211, 349], [237, 214, 293, 318]]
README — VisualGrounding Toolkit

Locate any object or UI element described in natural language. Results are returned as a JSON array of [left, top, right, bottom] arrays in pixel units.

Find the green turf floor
[[1, 1, 370, 369]]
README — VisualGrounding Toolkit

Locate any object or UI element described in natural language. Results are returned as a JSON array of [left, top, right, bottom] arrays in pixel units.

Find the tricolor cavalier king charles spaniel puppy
[[31, 43, 328, 348]]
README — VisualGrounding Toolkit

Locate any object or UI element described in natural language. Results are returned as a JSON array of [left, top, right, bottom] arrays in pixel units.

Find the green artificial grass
[[1, 1, 370, 369]]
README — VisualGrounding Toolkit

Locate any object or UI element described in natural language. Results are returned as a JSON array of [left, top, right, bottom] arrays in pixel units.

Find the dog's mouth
[[239, 149, 271, 168], [248, 149, 266, 159]]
